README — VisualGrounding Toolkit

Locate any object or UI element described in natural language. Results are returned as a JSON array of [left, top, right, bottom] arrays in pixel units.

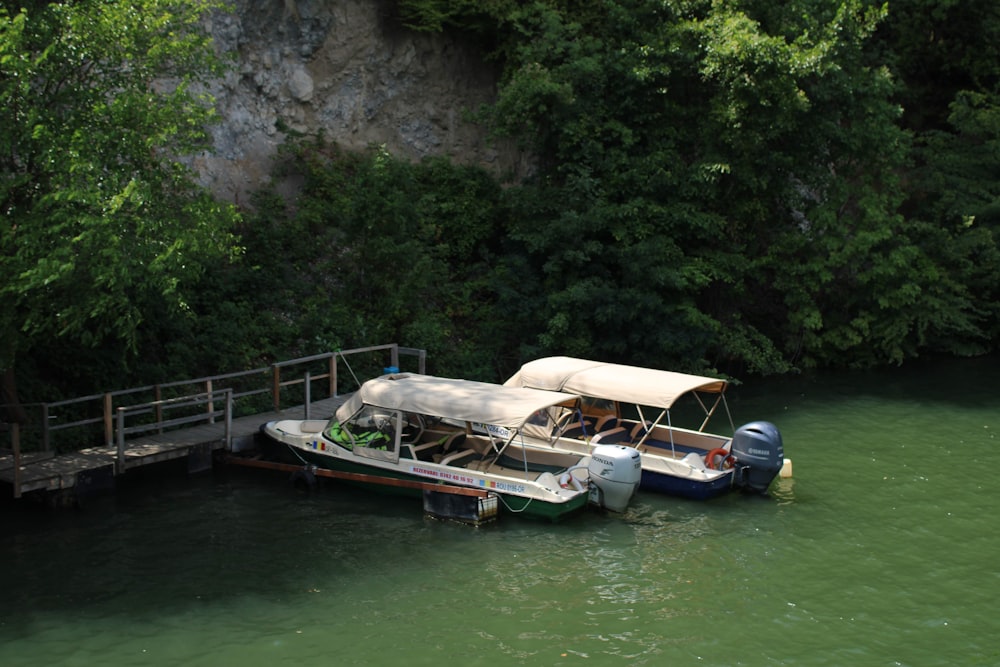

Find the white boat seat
[[630, 422, 652, 442], [439, 447, 479, 467], [592, 427, 629, 444], [431, 432, 467, 463], [593, 414, 619, 433]]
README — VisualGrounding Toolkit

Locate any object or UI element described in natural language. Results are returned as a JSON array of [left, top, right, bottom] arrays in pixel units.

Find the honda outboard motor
[[587, 444, 642, 512], [730, 421, 784, 494]]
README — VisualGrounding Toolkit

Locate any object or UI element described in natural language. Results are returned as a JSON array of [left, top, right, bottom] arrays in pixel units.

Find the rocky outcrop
[[196, 0, 524, 207]]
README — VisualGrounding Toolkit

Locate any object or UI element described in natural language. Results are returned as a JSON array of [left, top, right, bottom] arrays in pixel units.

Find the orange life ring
[[705, 447, 734, 471]]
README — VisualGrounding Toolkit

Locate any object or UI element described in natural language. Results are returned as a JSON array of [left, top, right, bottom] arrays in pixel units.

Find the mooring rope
[[339, 351, 362, 390]]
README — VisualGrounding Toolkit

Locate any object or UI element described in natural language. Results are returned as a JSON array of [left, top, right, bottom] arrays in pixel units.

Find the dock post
[[155, 385, 163, 433], [224, 389, 233, 450], [42, 403, 50, 453], [104, 392, 113, 448], [332, 353, 339, 397], [12, 422, 21, 499], [206, 379, 215, 424], [116, 407, 126, 473], [304, 371, 311, 420], [328, 355, 336, 398], [272, 364, 281, 412]]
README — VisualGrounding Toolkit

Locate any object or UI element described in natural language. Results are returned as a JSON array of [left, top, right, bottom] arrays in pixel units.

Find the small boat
[[503, 357, 785, 500], [261, 373, 642, 521]]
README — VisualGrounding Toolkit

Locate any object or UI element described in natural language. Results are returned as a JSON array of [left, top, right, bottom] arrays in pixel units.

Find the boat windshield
[[327, 405, 400, 462]]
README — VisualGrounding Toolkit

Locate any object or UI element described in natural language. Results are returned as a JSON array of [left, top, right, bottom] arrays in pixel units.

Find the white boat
[[503, 357, 785, 499], [261, 373, 642, 521]]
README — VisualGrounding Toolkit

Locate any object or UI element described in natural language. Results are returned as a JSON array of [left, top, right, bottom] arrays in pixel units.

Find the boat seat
[[431, 432, 467, 463], [468, 437, 497, 458], [593, 414, 619, 433], [592, 427, 630, 444], [411, 441, 437, 461], [413, 430, 463, 461], [439, 434, 491, 468], [630, 422, 652, 443], [438, 448, 478, 467], [561, 418, 593, 439]]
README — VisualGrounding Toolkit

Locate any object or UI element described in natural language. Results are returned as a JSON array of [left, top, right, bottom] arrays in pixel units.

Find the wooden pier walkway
[[0, 396, 343, 497], [0, 345, 425, 504]]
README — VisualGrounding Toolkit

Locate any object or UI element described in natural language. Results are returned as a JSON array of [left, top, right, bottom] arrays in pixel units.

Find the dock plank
[[0, 449, 113, 494], [0, 450, 54, 473]]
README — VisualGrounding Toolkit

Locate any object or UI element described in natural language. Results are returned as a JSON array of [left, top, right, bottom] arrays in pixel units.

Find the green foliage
[[0, 0, 240, 384], [880, 1, 1000, 357], [465, 1, 895, 371], [7, 0, 1000, 401], [395, 0, 515, 33], [150, 0, 1000, 379], [881, 0, 1000, 132], [415, 0, 999, 373], [226, 138, 513, 382]]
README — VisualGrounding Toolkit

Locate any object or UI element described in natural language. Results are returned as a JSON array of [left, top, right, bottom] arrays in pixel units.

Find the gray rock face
[[196, 0, 525, 207]]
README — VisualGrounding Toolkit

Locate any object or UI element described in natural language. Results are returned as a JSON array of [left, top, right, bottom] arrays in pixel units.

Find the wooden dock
[[1, 344, 426, 504], [0, 395, 346, 502]]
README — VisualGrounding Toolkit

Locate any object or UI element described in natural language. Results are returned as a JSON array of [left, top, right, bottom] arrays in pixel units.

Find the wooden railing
[[271, 344, 426, 415], [1, 344, 426, 487], [115, 389, 233, 471]]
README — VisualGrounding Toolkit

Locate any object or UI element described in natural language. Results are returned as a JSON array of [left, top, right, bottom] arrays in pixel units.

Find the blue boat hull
[[639, 468, 733, 501]]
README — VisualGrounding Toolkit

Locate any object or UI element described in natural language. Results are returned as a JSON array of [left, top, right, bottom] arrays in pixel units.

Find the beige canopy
[[336, 373, 579, 430], [503, 356, 727, 408]]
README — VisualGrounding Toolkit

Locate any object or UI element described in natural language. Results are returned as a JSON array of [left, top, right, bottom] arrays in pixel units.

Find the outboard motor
[[730, 421, 784, 494], [587, 444, 642, 512]]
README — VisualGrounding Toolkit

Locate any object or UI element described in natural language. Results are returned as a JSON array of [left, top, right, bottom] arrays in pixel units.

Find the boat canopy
[[503, 356, 727, 408], [336, 373, 580, 430]]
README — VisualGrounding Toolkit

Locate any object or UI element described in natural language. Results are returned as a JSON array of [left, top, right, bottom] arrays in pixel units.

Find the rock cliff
[[196, 0, 523, 206]]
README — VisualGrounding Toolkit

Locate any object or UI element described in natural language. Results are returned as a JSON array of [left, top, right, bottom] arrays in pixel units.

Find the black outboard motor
[[730, 421, 784, 494]]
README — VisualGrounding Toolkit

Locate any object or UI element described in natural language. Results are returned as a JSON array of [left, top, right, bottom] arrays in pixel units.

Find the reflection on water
[[2, 355, 999, 666]]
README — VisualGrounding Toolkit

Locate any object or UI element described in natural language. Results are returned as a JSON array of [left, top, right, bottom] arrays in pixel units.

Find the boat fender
[[705, 448, 735, 471], [558, 471, 584, 492], [290, 467, 317, 491]]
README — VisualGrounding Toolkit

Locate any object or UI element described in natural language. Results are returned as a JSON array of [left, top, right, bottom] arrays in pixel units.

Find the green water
[[2, 356, 998, 666]]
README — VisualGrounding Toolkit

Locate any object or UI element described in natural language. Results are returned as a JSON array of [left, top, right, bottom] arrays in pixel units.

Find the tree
[[0, 0, 239, 396], [878, 0, 1000, 355], [403, 0, 998, 372], [466, 1, 911, 372], [234, 138, 513, 382]]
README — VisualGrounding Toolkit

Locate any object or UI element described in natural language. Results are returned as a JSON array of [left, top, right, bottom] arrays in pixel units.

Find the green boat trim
[[269, 440, 588, 522]]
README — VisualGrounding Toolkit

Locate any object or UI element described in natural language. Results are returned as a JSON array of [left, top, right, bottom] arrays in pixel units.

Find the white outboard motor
[[587, 444, 642, 512], [730, 421, 784, 494]]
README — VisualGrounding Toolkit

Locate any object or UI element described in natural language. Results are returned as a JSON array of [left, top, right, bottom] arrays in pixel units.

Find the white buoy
[[779, 458, 793, 478]]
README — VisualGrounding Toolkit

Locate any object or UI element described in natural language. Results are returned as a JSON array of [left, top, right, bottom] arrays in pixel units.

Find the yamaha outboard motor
[[730, 421, 784, 494]]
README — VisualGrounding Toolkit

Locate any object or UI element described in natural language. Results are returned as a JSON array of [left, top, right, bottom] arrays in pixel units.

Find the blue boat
[[504, 357, 787, 500]]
